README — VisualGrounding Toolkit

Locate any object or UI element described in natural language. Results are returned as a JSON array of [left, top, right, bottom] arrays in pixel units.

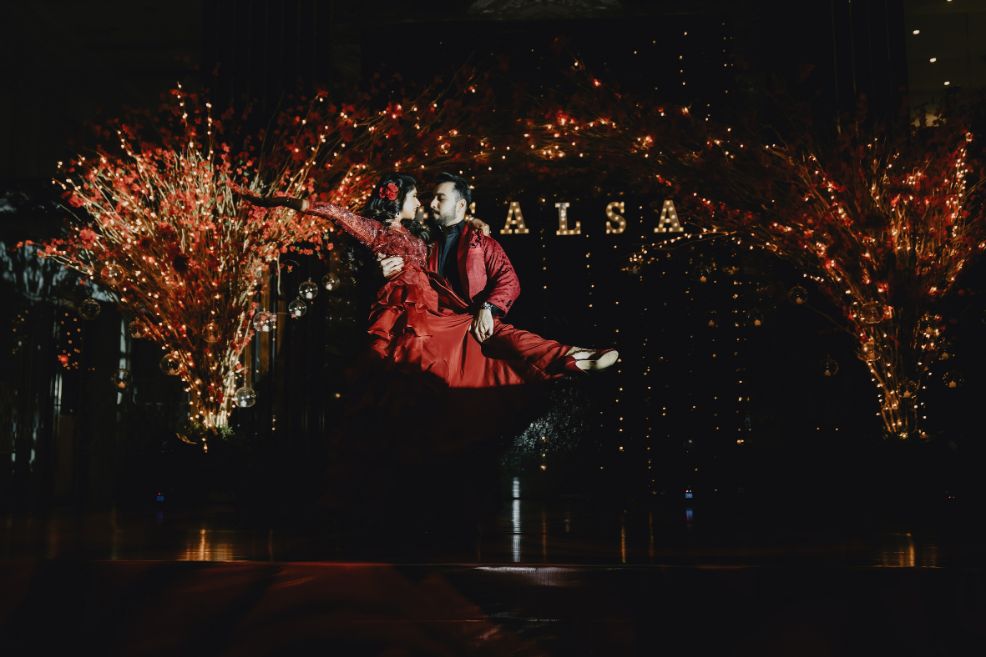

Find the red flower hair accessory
[[378, 182, 399, 201]]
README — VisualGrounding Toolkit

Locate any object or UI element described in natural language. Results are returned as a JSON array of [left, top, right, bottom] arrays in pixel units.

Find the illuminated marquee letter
[[654, 199, 683, 233], [605, 201, 626, 235], [500, 201, 530, 235], [555, 201, 581, 235]]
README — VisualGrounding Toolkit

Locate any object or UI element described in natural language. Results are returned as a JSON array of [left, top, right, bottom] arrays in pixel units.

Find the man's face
[[430, 181, 464, 226]]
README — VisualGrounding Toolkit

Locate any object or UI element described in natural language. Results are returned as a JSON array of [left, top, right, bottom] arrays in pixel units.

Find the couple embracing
[[246, 171, 618, 391]]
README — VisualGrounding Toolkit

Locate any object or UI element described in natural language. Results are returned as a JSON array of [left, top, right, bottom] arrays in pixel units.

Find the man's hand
[[467, 217, 491, 236], [471, 306, 494, 343], [376, 253, 404, 279]]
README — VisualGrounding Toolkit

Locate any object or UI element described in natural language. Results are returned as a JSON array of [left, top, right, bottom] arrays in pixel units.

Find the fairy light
[[41, 69, 523, 442], [533, 65, 982, 440], [56, 310, 83, 371], [37, 30, 979, 464], [538, 218, 549, 473], [643, 287, 654, 494], [609, 198, 625, 461], [43, 90, 335, 442]]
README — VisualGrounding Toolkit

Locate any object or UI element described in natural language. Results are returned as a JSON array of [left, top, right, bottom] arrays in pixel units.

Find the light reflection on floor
[[0, 497, 981, 566], [180, 528, 237, 562], [512, 477, 522, 563]]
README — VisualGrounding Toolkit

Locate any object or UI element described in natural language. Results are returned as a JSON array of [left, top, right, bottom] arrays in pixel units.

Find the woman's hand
[[233, 185, 307, 212]]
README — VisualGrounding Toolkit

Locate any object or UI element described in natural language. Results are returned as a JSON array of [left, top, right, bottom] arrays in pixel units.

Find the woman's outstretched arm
[[240, 193, 382, 249], [303, 202, 383, 248]]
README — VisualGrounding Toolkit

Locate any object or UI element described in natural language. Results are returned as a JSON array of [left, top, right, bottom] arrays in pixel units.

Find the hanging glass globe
[[233, 386, 257, 408], [901, 380, 920, 399], [288, 298, 308, 319], [787, 285, 808, 305], [111, 368, 131, 390], [746, 310, 764, 328], [203, 321, 220, 344], [706, 310, 718, 328], [298, 279, 319, 300], [321, 272, 342, 291], [79, 298, 101, 320], [129, 319, 147, 339], [159, 351, 182, 376], [252, 310, 276, 333], [858, 302, 884, 324], [99, 262, 124, 285], [822, 355, 839, 377]]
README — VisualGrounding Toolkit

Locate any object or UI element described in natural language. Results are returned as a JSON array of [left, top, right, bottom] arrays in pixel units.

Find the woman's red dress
[[306, 203, 552, 388]]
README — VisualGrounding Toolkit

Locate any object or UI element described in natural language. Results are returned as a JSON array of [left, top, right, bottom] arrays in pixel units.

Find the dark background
[[2, 0, 985, 517]]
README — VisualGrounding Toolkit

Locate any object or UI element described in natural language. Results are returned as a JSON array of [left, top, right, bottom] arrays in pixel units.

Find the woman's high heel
[[561, 347, 619, 374]]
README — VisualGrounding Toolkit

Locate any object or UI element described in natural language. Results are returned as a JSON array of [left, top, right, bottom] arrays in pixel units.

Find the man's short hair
[[436, 172, 472, 207]]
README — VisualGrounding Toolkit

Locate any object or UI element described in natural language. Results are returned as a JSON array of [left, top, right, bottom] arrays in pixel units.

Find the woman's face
[[399, 186, 421, 220]]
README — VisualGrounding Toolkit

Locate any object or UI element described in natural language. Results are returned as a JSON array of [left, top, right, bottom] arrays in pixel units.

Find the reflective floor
[[2, 480, 984, 567], [3, 481, 986, 655]]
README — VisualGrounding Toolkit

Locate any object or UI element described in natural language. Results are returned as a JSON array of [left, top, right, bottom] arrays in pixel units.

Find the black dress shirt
[[437, 221, 465, 298]]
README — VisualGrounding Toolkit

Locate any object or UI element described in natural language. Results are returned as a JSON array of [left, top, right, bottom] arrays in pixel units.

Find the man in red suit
[[380, 172, 617, 377]]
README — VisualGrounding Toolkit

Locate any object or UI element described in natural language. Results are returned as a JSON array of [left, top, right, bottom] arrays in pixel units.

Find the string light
[[525, 60, 981, 440]]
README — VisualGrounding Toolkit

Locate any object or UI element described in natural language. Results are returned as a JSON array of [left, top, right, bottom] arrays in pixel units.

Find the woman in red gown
[[245, 174, 617, 389]]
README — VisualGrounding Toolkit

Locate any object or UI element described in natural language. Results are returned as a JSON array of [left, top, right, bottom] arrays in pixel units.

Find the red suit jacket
[[426, 222, 521, 315]]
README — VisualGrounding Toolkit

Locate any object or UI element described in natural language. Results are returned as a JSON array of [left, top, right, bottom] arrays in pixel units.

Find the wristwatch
[[481, 301, 504, 317]]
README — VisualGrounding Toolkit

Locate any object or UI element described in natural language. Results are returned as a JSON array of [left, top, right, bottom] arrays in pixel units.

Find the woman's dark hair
[[361, 173, 430, 241]]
